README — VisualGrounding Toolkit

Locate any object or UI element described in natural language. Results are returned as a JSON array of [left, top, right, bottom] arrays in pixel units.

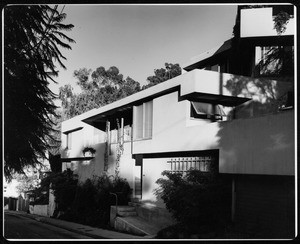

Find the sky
[[51, 4, 238, 97]]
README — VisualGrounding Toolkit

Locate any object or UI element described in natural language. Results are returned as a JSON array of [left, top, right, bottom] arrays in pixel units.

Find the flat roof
[[80, 72, 185, 125]]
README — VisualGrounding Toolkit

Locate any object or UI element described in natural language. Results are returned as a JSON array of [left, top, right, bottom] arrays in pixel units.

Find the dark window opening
[[279, 91, 294, 111]]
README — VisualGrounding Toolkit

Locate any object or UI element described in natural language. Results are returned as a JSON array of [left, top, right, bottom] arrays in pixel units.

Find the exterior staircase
[[110, 201, 174, 237]]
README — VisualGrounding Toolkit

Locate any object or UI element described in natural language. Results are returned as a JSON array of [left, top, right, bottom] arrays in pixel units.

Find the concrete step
[[117, 206, 136, 212], [117, 206, 137, 217], [114, 216, 161, 236], [118, 211, 137, 217], [128, 201, 141, 207]]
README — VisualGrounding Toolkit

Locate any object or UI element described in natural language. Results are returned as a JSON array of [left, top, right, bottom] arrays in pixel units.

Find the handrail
[[109, 192, 123, 219]]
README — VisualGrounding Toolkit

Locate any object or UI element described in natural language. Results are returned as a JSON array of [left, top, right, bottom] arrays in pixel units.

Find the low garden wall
[[29, 204, 49, 216]]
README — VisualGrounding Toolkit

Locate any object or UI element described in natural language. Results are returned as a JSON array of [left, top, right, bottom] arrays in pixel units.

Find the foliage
[[48, 111, 63, 156], [59, 66, 141, 119], [82, 147, 96, 155], [49, 154, 62, 173], [16, 174, 37, 195], [49, 170, 78, 212], [29, 187, 49, 205], [4, 5, 74, 181], [4, 197, 9, 206], [15, 168, 42, 194], [115, 119, 124, 178], [142, 63, 182, 89], [256, 46, 294, 77], [274, 11, 291, 35], [59, 174, 132, 228], [155, 169, 231, 235], [25, 169, 131, 228], [231, 5, 293, 77]]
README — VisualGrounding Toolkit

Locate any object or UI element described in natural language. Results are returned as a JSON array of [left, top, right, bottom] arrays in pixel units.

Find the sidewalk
[[5, 210, 153, 239]]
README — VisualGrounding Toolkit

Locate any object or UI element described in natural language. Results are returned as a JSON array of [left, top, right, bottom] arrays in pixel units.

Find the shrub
[[4, 197, 9, 206], [155, 169, 231, 235], [50, 169, 78, 212], [61, 174, 132, 228]]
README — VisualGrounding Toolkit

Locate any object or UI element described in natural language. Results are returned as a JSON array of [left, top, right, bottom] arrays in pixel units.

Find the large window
[[133, 100, 153, 140]]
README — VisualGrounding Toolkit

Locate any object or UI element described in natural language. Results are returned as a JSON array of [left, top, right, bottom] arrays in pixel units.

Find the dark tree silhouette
[[4, 5, 75, 181], [143, 63, 182, 89]]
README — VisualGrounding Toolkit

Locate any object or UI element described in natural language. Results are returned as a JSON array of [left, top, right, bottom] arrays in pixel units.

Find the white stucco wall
[[219, 110, 294, 175], [30, 205, 49, 217], [240, 7, 294, 38], [134, 91, 294, 176], [60, 69, 294, 208]]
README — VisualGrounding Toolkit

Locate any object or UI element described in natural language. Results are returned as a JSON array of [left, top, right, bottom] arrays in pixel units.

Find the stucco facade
[[60, 5, 295, 237]]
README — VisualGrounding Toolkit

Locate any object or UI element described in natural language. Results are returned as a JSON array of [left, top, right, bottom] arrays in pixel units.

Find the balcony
[[240, 7, 294, 38]]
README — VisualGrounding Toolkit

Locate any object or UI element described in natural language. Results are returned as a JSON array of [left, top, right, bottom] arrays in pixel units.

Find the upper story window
[[66, 132, 72, 149], [133, 100, 153, 140], [191, 101, 226, 121], [254, 46, 294, 77]]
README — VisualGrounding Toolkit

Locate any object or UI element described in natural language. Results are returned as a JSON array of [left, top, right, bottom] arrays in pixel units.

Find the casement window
[[133, 100, 153, 140], [191, 101, 225, 121]]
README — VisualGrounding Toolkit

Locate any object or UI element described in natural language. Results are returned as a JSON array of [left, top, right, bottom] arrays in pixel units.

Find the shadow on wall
[[71, 142, 107, 182], [216, 73, 295, 237], [218, 71, 294, 174], [223, 74, 293, 118]]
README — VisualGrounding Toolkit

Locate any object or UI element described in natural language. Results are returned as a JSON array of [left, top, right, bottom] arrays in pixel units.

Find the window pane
[[134, 104, 143, 139], [191, 102, 214, 115], [67, 133, 72, 149], [144, 101, 153, 138]]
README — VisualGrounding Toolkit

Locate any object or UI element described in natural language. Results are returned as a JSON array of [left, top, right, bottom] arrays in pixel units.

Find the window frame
[[133, 100, 153, 141], [190, 101, 225, 121]]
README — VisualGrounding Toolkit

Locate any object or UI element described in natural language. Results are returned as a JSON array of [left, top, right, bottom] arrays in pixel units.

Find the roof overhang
[[181, 92, 251, 107], [62, 69, 258, 132], [63, 126, 83, 135], [60, 157, 94, 162], [183, 39, 232, 71]]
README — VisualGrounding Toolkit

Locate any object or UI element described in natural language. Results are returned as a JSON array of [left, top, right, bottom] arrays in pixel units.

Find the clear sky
[[51, 4, 238, 96]]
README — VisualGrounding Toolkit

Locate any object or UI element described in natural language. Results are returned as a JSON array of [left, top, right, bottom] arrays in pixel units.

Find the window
[[254, 46, 294, 76], [133, 100, 153, 140], [191, 101, 225, 121], [278, 91, 294, 110], [66, 132, 72, 149], [167, 156, 213, 173]]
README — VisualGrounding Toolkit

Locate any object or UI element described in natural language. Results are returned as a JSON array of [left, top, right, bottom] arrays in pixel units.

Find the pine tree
[[4, 5, 75, 180]]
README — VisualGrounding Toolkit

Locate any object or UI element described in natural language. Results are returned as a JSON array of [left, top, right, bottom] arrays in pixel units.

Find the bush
[[50, 169, 78, 212], [155, 169, 231, 235], [60, 174, 132, 228], [4, 197, 9, 206]]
